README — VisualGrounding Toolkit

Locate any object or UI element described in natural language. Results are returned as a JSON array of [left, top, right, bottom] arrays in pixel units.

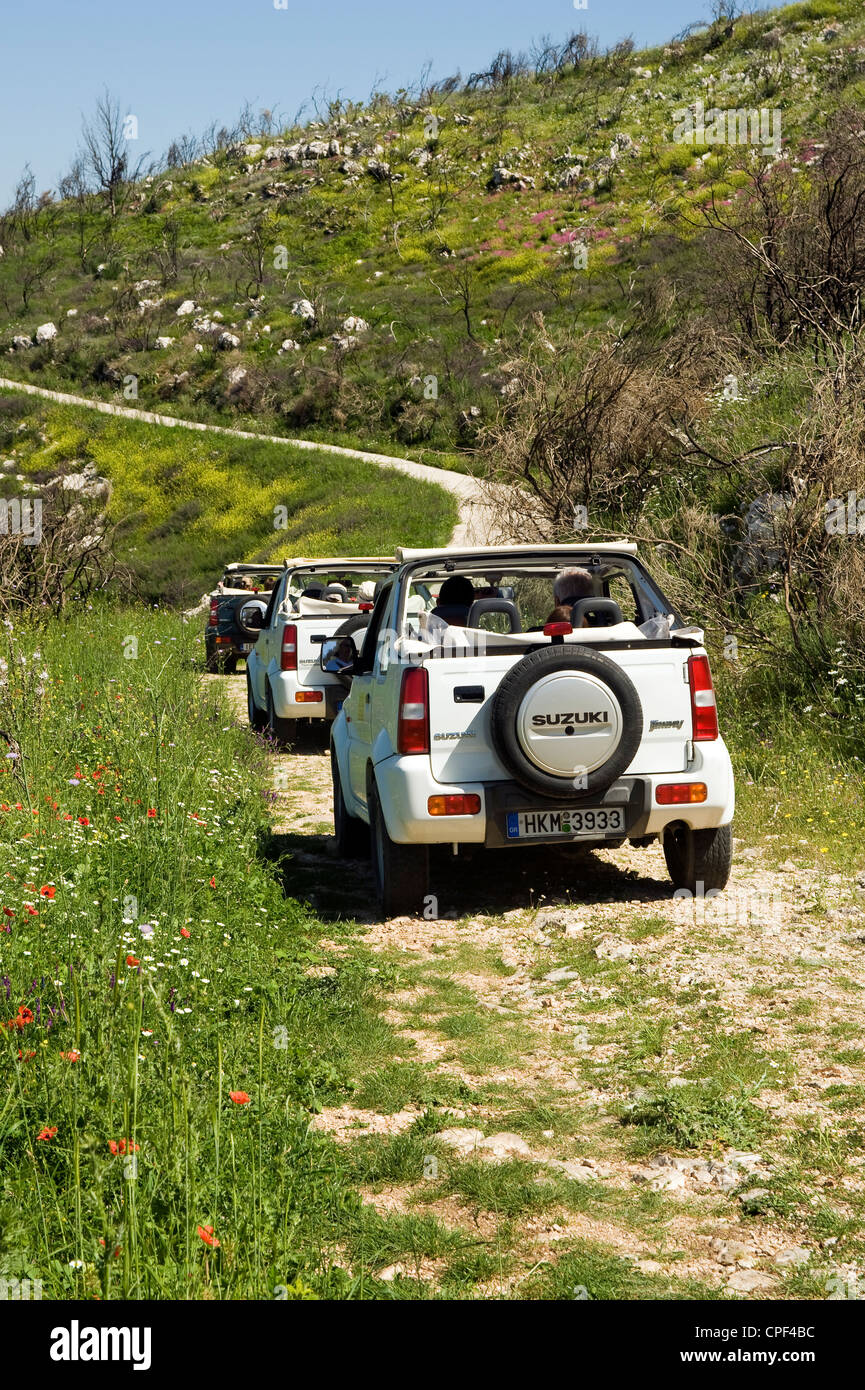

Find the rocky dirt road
[[215, 672, 865, 1300]]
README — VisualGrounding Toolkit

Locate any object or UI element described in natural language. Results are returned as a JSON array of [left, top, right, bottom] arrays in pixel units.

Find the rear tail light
[[543, 621, 573, 636], [208, 599, 219, 628], [358, 601, 374, 613], [280, 624, 298, 672], [427, 794, 481, 816], [397, 666, 429, 754], [656, 782, 708, 805], [688, 654, 719, 741], [295, 690, 323, 703]]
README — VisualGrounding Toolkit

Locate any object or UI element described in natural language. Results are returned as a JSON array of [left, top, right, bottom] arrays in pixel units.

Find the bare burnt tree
[[81, 90, 148, 217], [233, 216, 271, 299], [164, 131, 202, 169], [430, 253, 479, 341], [57, 156, 101, 270], [692, 111, 865, 357], [0, 166, 61, 312], [0, 482, 132, 620], [479, 325, 712, 537]]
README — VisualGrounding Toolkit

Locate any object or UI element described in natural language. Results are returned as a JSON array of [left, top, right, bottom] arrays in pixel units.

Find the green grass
[[519, 1240, 726, 1301], [620, 1085, 769, 1156], [0, 605, 395, 1298], [0, 391, 456, 605]]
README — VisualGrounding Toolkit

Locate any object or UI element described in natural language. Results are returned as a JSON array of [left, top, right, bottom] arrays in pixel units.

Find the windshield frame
[[394, 549, 682, 641]]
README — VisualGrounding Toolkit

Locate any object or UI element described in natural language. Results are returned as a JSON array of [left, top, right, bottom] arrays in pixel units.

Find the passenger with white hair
[[552, 566, 595, 607]]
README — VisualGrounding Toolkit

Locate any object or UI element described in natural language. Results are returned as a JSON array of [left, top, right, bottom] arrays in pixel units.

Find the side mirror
[[319, 637, 356, 677]]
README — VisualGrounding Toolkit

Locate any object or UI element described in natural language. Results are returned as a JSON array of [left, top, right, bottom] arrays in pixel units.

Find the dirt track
[[214, 670, 865, 1299]]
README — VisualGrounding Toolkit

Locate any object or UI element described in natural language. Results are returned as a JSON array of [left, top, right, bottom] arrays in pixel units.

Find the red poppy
[[16, 1006, 34, 1026], [2, 907, 14, 918], [60, 1050, 81, 1062], [18, 1049, 36, 1061], [36, 1127, 58, 1141], [78, 817, 90, 827], [126, 955, 140, 967], [209, 876, 216, 888], [147, 809, 157, 819], [108, 1139, 139, 1155], [24, 905, 38, 917], [180, 927, 190, 938], [39, 885, 56, 899], [197, 1225, 220, 1249], [229, 1091, 251, 1105]]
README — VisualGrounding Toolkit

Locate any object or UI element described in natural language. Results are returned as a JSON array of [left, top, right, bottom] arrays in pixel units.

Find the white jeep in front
[[245, 558, 398, 744], [327, 544, 735, 915]]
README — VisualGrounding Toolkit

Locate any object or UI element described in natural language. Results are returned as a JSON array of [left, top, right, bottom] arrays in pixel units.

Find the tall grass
[[0, 607, 373, 1299]]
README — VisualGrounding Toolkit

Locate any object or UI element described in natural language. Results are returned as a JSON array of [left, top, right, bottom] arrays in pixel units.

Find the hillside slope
[[0, 1, 862, 460]]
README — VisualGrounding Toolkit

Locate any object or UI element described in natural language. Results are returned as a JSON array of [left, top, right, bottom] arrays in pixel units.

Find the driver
[[553, 567, 594, 607], [324, 637, 355, 672], [430, 575, 475, 625]]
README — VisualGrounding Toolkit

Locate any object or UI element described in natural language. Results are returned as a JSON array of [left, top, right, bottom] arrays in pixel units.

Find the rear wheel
[[206, 650, 236, 674], [663, 823, 732, 894], [266, 683, 294, 750], [247, 670, 267, 731], [332, 752, 369, 858], [369, 779, 429, 917]]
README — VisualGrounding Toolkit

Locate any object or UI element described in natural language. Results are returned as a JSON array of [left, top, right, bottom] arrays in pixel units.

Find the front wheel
[[332, 752, 369, 858], [663, 823, 732, 895], [247, 670, 267, 731], [266, 683, 294, 750], [369, 780, 429, 917]]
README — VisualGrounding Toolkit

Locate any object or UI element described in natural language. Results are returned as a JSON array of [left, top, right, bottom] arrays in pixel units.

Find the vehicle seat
[[466, 598, 522, 633], [570, 598, 624, 628], [430, 603, 472, 626]]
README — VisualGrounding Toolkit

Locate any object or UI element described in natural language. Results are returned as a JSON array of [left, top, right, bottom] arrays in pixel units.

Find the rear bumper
[[206, 632, 257, 658], [270, 670, 346, 720], [373, 741, 735, 847]]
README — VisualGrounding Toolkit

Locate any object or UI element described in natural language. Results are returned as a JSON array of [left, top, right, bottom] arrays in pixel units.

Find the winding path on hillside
[[0, 377, 498, 547]]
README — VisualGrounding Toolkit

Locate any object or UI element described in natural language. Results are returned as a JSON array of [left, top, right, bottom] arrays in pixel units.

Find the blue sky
[[0, 0, 767, 204]]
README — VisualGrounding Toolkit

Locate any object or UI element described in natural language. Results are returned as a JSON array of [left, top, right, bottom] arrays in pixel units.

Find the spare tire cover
[[491, 645, 643, 800], [234, 596, 268, 637]]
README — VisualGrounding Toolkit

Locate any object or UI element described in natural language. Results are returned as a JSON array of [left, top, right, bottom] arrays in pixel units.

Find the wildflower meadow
[[0, 607, 375, 1300]]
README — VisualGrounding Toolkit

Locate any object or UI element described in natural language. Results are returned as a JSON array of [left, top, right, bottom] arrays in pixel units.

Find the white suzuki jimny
[[326, 544, 735, 915], [246, 557, 398, 744]]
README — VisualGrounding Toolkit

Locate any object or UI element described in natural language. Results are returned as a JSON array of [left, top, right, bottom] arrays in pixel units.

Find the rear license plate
[[506, 807, 625, 839]]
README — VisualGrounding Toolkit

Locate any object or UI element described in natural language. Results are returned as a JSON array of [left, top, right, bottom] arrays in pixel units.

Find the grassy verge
[[0, 608, 384, 1299], [0, 390, 458, 605]]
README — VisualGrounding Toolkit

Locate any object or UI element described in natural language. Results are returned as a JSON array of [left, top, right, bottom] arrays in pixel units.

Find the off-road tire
[[266, 683, 294, 750], [663, 822, 733, 895], [490, 645, 643, 801], [247, 670, 267, 732], [369, 779, 429, 917], [331, 751, 369, 858]]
